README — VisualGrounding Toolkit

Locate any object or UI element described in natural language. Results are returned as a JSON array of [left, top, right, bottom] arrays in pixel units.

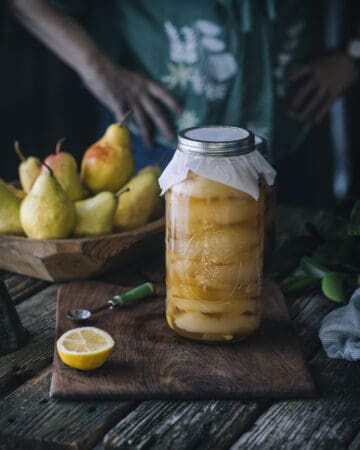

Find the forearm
[[10, 0, 181, 144], [10, 0, 105, 80]]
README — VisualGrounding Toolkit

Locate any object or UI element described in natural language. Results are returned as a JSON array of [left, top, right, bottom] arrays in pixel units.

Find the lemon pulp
[[57, 327, 114, 370]]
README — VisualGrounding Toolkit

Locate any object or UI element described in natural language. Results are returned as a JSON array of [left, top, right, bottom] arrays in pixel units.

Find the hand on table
[[291, 52, 359, 124], [82, 56, 182, 147]]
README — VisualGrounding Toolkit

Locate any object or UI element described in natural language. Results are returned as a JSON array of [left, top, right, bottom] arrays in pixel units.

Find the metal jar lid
[[178, 125, 256, 156]]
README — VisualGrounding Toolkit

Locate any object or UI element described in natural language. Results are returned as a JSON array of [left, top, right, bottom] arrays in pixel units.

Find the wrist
[[79, 46, 111, 83]]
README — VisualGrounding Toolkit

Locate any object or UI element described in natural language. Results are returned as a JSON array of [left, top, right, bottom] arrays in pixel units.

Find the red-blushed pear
[[14, 141, 41, 193], [20, 163, 76, 239], [41, 138, 84, 201], [81, 111, 134, 194]]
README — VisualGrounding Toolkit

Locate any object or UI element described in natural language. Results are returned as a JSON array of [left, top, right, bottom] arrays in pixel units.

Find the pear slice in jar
[[173, 310, 261, 335], [166, 270, 260, 301], [170, 171, 250, 199], [167, 228, 259, 265], [167, 294, 260, 314], [166, 262, 261, 302], [167, 193, 261, 239], [167, 248, 260, 287]]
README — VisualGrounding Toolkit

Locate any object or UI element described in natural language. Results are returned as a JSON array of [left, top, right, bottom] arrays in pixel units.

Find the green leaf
[[281, 272, 319, 294], [300, 256, 329, 278], [321, 272, 346, 303], [348, 200, 360, 236]]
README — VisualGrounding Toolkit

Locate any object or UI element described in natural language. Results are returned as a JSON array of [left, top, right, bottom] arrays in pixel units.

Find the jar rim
[[178, 125, 256, 156]]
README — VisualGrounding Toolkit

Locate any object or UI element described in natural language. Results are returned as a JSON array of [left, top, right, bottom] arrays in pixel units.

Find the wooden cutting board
[[50, 280, 316, 400]]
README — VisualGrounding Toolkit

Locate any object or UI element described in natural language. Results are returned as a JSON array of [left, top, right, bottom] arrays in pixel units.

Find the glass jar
[[164, 126, 266, 342], [254, 136, 276, 269]]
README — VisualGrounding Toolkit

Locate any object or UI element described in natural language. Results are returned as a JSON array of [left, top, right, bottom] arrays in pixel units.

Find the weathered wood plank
[[101, 399, 268, 450], [0, 368, 135, 450], [230, 351, 360, 450], [287, 292, 336, 358], [0, 285, 57, 395], [4, 273, 49, 304], [348, 430, 360, 450]]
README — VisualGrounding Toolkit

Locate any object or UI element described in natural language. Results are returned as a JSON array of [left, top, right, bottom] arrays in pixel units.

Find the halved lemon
[[57, 327, 115, 370]]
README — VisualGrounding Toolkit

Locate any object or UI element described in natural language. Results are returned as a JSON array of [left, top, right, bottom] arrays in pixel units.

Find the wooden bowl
[[0, 217, 165, 282]]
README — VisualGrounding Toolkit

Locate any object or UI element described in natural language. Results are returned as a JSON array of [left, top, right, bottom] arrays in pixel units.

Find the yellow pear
[[81, 121, 134, 194], [114, 172, 161, 231], [41, 138, 84, 201], [137, 165, 163, 219], [137, 164, 162, 179], [20, 165, 76, 239], [14, 141, 41, 192], [74, 192, 117, 237], [0, 179, 26, 199], [0, 181, 24, 235]]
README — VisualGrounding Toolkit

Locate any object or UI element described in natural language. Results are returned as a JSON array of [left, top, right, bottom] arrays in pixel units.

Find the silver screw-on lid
[[178, 125, 255, 156]]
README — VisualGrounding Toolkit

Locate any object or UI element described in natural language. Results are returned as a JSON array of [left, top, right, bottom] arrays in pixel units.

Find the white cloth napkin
[[319, 288, 360, 361], [158, 149, 276, 200]]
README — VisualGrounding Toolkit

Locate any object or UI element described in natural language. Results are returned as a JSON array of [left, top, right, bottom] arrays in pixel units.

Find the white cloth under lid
[[159, 149, 276, 200]]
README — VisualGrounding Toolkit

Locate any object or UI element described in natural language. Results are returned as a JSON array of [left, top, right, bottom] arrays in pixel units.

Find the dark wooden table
[[1, 206, 360, 450]]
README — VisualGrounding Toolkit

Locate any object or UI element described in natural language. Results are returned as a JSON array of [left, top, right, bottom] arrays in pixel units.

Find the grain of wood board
[[230, 351, 360, 450], [286, 292, 336, 358], [3, 273, 48, 304], [101, 399, 269, 450], [51, 280, 315, 400], [99, 351, 360, 450], [0, 368, 136, 450], [0, 285, 57, 395]]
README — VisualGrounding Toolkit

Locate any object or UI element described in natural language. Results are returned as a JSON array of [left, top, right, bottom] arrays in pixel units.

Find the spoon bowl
[[67, 309, 92, 322]]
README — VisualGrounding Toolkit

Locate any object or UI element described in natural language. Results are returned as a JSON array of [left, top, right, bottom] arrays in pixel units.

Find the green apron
[[52, 0, 316, 161]]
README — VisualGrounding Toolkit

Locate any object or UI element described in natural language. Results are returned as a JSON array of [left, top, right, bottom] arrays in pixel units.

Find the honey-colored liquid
[[165, 172, 264, 342]]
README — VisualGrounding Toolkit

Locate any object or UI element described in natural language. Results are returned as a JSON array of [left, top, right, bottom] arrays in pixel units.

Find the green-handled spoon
[[66, 282, 155, 322]]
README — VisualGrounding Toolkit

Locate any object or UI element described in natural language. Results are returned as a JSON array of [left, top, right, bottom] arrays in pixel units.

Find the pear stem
[[14, 141, 26, 162], [115, 187, 130, 198], [55, 137, 66, 154], [41, 161, 54, 176], [119, 109, 132, 127]]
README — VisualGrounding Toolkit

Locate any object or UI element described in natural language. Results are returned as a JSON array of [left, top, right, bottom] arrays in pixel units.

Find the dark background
[[0, 2, 359, 207], [0, 8, 99, 180]]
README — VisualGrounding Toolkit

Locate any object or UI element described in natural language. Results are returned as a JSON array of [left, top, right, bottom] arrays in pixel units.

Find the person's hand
[[291, 52, 359, 124], [82, 55, 182, 146]]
